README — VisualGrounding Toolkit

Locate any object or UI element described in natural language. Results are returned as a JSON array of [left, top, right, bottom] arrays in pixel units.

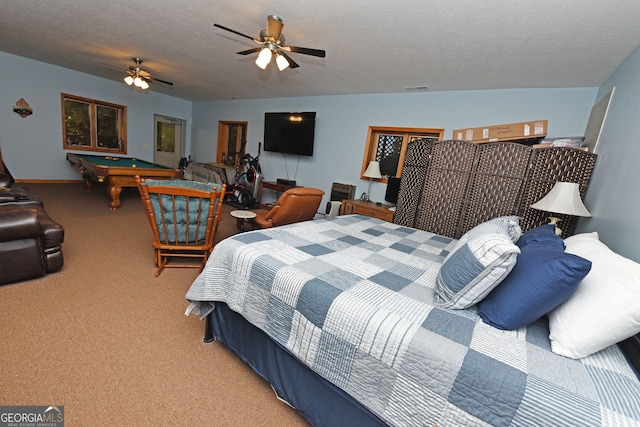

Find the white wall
[[0, 52, 192, 180], [575, 43, 640, 261], [191, 88, 597, 204]]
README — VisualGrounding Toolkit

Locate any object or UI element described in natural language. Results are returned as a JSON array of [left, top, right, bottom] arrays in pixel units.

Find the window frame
[[61, 93, 127, 154], [361, 126, 444, 182]]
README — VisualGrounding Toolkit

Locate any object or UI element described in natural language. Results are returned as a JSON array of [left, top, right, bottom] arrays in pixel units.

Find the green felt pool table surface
[[68, 154, 170, 169], [66, 153, 181, 209]]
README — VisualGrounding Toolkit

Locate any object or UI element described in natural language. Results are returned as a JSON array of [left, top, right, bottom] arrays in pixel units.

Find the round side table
[[230, 210, 257, 232]]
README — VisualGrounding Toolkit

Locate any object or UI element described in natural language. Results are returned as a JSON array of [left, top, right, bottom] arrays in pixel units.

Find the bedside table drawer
[[340, 199, 395, 222]]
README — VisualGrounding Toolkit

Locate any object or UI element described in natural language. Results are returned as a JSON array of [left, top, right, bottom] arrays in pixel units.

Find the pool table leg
[[107, 185, 122, 210], [80, 171, 94, 191]]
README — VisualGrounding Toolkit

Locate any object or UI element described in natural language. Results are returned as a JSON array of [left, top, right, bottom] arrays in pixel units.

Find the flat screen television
[[263, 112, 316, 156]]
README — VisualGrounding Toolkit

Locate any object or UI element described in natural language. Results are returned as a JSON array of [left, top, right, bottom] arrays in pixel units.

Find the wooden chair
[[136, 177, 226, 277], [251, 187, 325, 229]]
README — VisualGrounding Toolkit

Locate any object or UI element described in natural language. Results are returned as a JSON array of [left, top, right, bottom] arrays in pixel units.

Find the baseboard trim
[[14, 179, 84, 184]]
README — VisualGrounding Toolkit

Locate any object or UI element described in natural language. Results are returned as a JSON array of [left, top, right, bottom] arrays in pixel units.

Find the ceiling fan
[[123, 57, 173, 90], [214, 15, 326, 70]]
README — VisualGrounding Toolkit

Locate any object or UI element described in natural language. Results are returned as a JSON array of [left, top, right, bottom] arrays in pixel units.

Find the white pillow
[[548, 232, 640, 359]]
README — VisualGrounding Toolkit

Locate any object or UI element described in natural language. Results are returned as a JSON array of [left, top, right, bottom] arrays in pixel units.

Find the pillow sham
[[477, 237, 591, 331], [434, 220, 520, 309], [548, 232, 640, 359], [486, 215, 522, 243]]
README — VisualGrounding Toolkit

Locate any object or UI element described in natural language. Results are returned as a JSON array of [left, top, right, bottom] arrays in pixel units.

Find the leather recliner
[[0, 173, 64, 284], [251, 187, 325, 229]]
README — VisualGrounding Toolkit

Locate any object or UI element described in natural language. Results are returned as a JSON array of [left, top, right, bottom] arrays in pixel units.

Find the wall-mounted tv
[[263, 112, 316, 156]]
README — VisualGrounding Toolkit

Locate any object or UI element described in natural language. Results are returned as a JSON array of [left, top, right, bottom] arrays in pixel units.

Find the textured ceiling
[[2, 0, 640, 101]]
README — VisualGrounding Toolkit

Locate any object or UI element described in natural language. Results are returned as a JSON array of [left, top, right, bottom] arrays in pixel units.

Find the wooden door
[[217, 122, 247, 165]]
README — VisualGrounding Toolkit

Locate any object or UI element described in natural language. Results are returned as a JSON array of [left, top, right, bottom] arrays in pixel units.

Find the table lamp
[[362, 161, 382, 202], [530, 181, 591, 236]]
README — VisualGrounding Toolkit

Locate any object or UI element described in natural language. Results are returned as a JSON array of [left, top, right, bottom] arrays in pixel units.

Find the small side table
[[230, 210, 257, 232]]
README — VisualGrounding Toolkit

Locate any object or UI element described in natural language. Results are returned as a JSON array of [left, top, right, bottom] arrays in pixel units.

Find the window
[[61, 94, 127, 153], [361, 126, 444, 181]]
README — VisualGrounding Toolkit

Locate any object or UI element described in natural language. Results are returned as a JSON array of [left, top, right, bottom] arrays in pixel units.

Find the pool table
[[66, 153, 181, 209]]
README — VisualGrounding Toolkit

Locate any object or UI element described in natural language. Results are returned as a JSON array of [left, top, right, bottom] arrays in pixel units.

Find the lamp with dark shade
[[530, 181, 591, 236]]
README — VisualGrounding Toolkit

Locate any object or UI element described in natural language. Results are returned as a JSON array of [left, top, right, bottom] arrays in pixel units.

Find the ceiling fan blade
[[214, 23, 259, 42], [279, 51, 299, 69], [237, 47, 262, 56], [151, 77, 174, 86], [267, 15, 284, 40], [283, 46, 326, 58]]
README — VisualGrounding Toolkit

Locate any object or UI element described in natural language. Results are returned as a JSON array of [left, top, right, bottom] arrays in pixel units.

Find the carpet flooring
[[0, 181, 308, 426]]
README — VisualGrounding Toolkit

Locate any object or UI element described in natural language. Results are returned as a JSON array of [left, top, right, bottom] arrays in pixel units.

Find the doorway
[[217, 121, 247, 165], [154, 115, 184, 168]]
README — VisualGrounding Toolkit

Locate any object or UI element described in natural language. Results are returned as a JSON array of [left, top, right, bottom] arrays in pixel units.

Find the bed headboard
[[394, 139, 597, 239]]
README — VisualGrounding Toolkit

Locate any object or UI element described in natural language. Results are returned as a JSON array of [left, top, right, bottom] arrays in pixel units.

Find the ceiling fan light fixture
[[216, 16, 326, 71], [255, 47, 273, 69], [122, 57, 171, 90], [276, 53, 289, 71]]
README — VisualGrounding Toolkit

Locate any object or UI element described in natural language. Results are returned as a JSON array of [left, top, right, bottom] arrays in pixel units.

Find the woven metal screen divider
[[394, 140, 597, 239], [415, 140, 477, 238], [392, 138, 434, 228], [457, 142, 532, 237], [519, 147, 597, 235]]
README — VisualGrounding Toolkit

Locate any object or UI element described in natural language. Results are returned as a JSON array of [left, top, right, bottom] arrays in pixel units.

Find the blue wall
[[192, 88, 597, 204], [9, 47, 640, 262], [574, 43, 640, 261], [0, 52, 192, 180]]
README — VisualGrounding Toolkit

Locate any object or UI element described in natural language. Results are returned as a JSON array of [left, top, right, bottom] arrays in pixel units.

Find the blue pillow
[[477, 241, 591, 330], [517, 224, 563, 249]]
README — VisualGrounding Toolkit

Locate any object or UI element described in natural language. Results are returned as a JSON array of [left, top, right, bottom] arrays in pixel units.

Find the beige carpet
[[0, 182, 308, 426]]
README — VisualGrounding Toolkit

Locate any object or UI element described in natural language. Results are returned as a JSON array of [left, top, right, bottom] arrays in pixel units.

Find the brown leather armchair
[[251, 187, 325, 229], [0, 173, 64, 284]]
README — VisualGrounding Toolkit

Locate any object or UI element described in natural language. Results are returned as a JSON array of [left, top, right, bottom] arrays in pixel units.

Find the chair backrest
[[136, 178, 225, 248], [264, 187, 325, 227]]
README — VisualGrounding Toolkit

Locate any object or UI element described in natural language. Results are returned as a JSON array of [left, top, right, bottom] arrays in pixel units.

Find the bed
[[186, 214, 640, 426], [185, 140, 640, 426]]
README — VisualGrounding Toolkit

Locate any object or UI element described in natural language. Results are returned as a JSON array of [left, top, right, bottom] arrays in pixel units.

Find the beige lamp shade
[[530, 182, 591, 217], [363, 161, 383, 179]]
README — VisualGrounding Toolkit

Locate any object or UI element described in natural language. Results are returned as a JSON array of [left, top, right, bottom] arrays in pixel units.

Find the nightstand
[[340, 199, 395, 222]]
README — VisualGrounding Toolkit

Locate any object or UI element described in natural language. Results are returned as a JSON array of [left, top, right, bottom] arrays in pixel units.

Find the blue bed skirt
[[205, 302, 387, 427]]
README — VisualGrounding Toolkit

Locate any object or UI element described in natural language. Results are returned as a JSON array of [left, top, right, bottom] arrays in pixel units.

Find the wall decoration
[[13, 98, 33, 118]]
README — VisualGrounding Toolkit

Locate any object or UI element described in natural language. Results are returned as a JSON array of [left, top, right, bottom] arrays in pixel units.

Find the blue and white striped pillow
[[486, 215, 522, 243], [434, 219, 520, 309]]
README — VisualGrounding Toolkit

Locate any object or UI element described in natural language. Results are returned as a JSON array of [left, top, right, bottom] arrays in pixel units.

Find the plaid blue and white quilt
[[186, 215, 640, 427]]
